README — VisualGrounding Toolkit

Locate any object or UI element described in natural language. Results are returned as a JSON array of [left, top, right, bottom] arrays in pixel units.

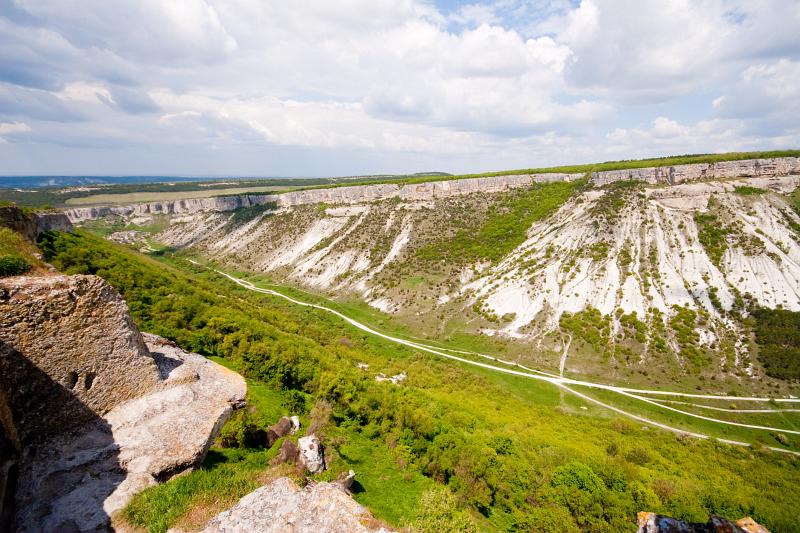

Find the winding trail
[[194, 262, 800, 456]]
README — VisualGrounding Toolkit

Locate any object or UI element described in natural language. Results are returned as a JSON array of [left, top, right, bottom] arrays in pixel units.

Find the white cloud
[[0, 0, 798, 175], [0, 121, 32, 143]]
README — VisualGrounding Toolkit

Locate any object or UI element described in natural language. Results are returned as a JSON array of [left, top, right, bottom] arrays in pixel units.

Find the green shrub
[[733, 186, 765, 196], [0, 255, 31, 276], [518, 506, 579, 533], [411, 487, 478, 533], [217, 410, 266, 448], [751, 308, 800, 379], [281, 389, 308, 415], [624, 446, 651, 466], [550, 462, 604, 493]]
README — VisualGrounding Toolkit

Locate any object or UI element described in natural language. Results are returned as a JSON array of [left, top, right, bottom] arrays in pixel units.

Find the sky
[[0, 0, 799, 177]]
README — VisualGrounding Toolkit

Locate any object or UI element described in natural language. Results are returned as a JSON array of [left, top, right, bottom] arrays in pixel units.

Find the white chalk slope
[[153, 175, 800, 376]]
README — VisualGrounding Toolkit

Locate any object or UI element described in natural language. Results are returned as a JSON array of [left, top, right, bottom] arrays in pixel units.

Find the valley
[[4, 152, 800, 532], [73, 155, 800, 398]]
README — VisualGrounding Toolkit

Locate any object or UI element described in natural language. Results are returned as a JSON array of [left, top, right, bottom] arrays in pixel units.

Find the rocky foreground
[[0, 274, 245, 532], [194, 477, 391, 533]]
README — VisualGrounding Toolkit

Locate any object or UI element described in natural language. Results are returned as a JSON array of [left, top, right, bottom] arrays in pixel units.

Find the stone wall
[[591, 157, 800, 186]]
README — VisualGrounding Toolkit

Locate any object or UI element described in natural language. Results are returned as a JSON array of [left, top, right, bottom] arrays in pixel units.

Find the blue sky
[[0, 0, 799, 176]]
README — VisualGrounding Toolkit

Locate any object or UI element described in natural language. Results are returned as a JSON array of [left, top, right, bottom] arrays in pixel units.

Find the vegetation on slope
[[752, 308, 800, 380], [0, 224, 45, 276], [416, 180, 582, 263], [36, 230, 800, 532]]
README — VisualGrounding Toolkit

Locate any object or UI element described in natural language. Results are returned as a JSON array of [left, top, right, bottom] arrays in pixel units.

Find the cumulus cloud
[[0, 0, 798, 175]]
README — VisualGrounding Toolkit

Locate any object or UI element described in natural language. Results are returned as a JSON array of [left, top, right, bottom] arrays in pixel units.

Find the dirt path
[[198, 263, 800, 456]]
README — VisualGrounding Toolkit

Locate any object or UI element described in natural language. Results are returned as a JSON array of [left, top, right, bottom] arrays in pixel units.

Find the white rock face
[[298, 435, 326, 474], [277, 172, 576, 207], [592, 157, 800, 186], [64, 194, 276, 223], [200, 477, 392, 533], [2, 273, 247, 533]]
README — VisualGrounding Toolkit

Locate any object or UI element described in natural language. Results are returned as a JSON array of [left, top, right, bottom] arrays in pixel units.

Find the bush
[[0, 255, 31, 276], [550, 462, 604, 493], [217, 411, 266, 448], [518, 506, 579, 533], [411, 488, 478, 533], [624, 447, 651, 466], [281, 389, 308, 415]]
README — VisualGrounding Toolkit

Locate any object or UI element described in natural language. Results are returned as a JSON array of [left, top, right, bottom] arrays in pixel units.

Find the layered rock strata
[[64, 157, 800, 224], [592, 157, 800, 186], [65, 173, 577, 222], [64, 194, 274, 223], [0, 274, 246, 532]]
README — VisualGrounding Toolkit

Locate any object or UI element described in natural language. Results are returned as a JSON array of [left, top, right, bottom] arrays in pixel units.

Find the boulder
[[200, 477, 392, 533], [298, 435, 326, 474], [270, 439, 299, 466], [637, 511, 771, 533], [0, 274, 246, 532], [290, 415, 301, 434], [0, 275, 161, 447], [266, 417, 293, 448], [336, 469, 356, 492]]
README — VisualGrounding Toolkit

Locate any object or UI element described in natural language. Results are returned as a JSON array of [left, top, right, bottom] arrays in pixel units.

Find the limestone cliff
[[64, 173, 578, 223], [0, 274, 246, 532], [592, 156, 800, 186], [0, 206, 72, 241], [64, 194, 275, 223], [63, 157, 800, 224]]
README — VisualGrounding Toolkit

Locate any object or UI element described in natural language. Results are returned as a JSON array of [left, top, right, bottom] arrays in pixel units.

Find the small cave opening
[[66, 372, 78, 390], [84, 372, 96, 391]]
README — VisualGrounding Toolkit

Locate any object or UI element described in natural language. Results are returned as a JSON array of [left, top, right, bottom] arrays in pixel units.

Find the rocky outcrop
[[64, 194, 276, 223], [0, 275, 161, 447], [297, 435, 326, 474], [0, 274, 246, 532], [265, 416, 293, 448], [199, 477, 391, 533], [0, 206, 72, 241], [637, 511, 770, 532], [592, 157, 800, 186]]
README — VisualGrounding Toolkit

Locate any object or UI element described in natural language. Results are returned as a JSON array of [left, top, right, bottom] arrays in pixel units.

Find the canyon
[[69, 157, 800, 389]]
